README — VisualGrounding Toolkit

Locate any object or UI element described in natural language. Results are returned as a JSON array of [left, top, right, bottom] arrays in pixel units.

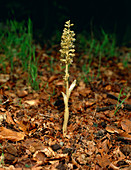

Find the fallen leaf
[[14, 119, 29, 133], [121, 119, 131, 133], [85, 100, 95, 107], [48, 75, 58, 83], [6, 143, 18, 156], [23, 138, 47, 153], [17, 90, 28, 97], [104, 70, 114, 76], [33, 150, 48, 164], [106, 125, 124, 134], [119, 132, 131, 141], [101, 139, 110, 153], [55, 80, 64, 86], [113, 146, 126, 160], [0, 126, 25, 141], [96, 154, 111, 168], [0, 74, 10, 83], [24, 99, 39, 106], [33, 147, 67, 164], [0, 112, 6, 124], [86, 141, 96, 155], [5, 111, 15, 125], [105, 84, 112, 91]]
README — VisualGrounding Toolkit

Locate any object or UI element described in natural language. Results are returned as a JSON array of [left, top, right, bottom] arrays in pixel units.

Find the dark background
[[0, 0, 131, 45]]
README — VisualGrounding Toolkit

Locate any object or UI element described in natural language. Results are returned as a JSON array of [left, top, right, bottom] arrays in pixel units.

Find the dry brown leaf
[[23, 138, 47, 153], [31, 167, 43, 170], [6, 143, 18, 156], [24, 99, 39, 106], [55, 80, 64, 86], [33, 147, 67, 164], [85, 100, 95, 107], [33, 150, 48, 164], [119, 132, 131, 141], [0, 126, 25, 141], [71, 157, 81, 169], [0, 74, 10, 83], [86, 141, 96, 155], [113, 146, 126, 160], [96, 154, 111, 168], [104, 69, 114, 77], [17, 90, 28, 97], [121, 119, 131, 133], [106, 125, 124, 134], [78, 88, 91, 97], [101, 139, 110, 153], [5, 111, 15, 125], [0, 112, 6, 124], [109, 163, 119, 170], [14, 119, 28, 133], [48, 75, 58, 83], [105, 84, 112, 91]]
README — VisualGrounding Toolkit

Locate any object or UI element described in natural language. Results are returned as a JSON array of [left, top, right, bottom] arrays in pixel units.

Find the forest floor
[[0, 44, 131, 170]]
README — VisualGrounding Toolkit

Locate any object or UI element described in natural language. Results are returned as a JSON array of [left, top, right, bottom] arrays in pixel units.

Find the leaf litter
[[0, 44, 131, 169]]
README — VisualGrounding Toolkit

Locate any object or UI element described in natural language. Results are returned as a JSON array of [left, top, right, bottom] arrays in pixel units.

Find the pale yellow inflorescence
[[60, 20, 76, 81]]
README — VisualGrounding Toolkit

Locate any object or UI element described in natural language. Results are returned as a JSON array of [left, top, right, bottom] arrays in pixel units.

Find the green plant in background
[[89, 39, 96, 55], [94, 42, 100, 56], [51, 30, 62, 45], [25, 164, 31, 168], [25, 19, 39, 90], [81, 63, 95, 84], [81, 64, 90, 84], [0, 20, 26, 72], [114, 88, 127, 115], [49, 55, 54, 72], [60, 20, 76, 137], [18, 18, 33, 72], [77, 28, 120, 83], [28, 47, 39, 90], [100, 29, 109, 56], [78, 28, 118, 59], [0, 18, 39, 90], [123, 52, 131, 68], [100, 29, 117, 58], [77, 33, 88, 50], [97, 51, 102, 78]]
